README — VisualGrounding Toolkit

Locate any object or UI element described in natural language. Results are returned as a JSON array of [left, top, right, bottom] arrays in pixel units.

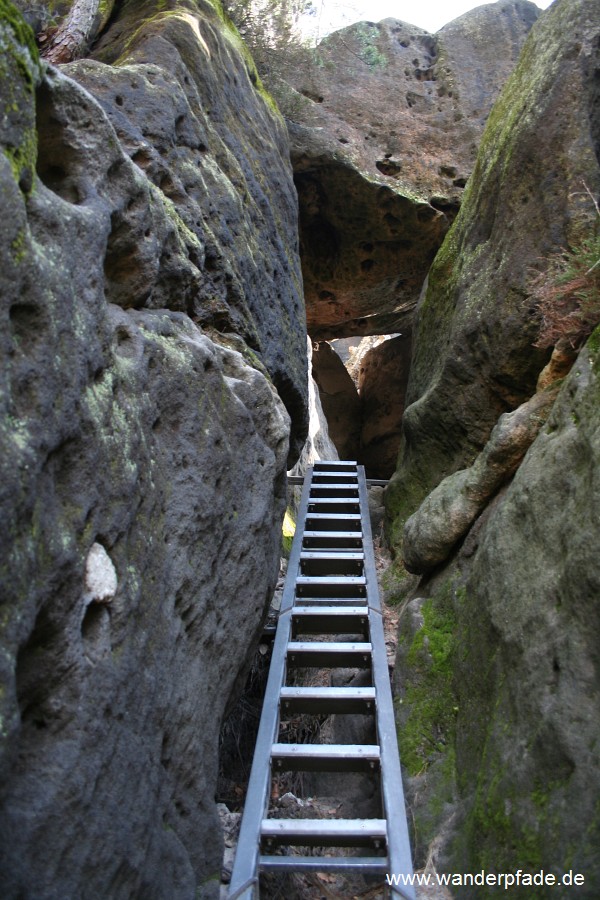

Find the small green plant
[[528, 184, 600, 350]]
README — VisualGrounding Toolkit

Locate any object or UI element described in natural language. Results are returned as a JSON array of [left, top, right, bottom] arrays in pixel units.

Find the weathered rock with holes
[[0, 4, 302, 898], [284, 0, 539, 338], [60, 1, 307, 457]]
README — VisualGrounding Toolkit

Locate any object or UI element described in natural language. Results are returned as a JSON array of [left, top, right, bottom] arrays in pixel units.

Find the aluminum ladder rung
[[291, 607, 370, 636], [259, 855, 388, 874], [261, 818, 387, 848], [313, 460, 358, 471], [280, 686, 376, 714], [303, 529, 363, 541], [311, 467, 358, 484], [309, 482, 359, 489], [287, 641, 372, 667], [290, 596, 368, 607], [271, 743, 380, 772], [300, 551, 364, 561], [300, 552, 364, 576], [296, 575, 366, 585], [296, 576, 366, 599]]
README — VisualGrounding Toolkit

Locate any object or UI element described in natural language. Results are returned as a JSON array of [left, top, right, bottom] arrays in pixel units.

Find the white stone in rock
[[84, 542, 118, 602]]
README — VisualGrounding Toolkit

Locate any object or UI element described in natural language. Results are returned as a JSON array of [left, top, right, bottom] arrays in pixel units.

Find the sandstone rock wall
[[0, 2, 306, 896], [388, 0, 600, 887], [452, 333, 600, 887]]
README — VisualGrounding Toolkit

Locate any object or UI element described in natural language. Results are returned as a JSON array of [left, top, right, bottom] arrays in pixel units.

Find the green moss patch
[[0, 0, 42, 191], [398, 582, 458, 776]]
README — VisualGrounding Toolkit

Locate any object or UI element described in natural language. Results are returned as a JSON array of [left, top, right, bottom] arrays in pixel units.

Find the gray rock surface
[[386, 0, 600, 886], [71, 3, 308, 459], [0, 4, 303, 897]]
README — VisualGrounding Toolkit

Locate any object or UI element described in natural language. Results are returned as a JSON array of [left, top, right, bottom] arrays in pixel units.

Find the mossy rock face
[[0, 0, 41, 190], [396, 332, 600, 886], [447, 330, 600, 894], [385, 0, 600, 548], [394, 573, 461, 864]]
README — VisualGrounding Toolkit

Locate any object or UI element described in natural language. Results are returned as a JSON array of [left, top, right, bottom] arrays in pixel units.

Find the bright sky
[[301, 0, 555, 43]]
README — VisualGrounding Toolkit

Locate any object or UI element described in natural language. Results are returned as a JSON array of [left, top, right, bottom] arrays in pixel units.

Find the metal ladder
[[228, 461, 416, 899]]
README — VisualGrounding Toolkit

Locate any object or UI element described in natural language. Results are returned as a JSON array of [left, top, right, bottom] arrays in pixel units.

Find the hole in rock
[[10, 303, 44, 350], [35, 82, 85, 204], [318, 289, 336, 302], [81, 601, 109, 644], [299, 89, 324, 103], [430, 196, 461, 220], [15, 603, 58, 730], [439, 164, 458, 178], [376, 159, 402, 177], [131, 148, 153, 170]]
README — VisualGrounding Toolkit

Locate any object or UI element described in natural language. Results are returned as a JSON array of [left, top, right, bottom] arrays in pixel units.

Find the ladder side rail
[[228, 469, 315, 899], [357, 467, 417, 900]]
